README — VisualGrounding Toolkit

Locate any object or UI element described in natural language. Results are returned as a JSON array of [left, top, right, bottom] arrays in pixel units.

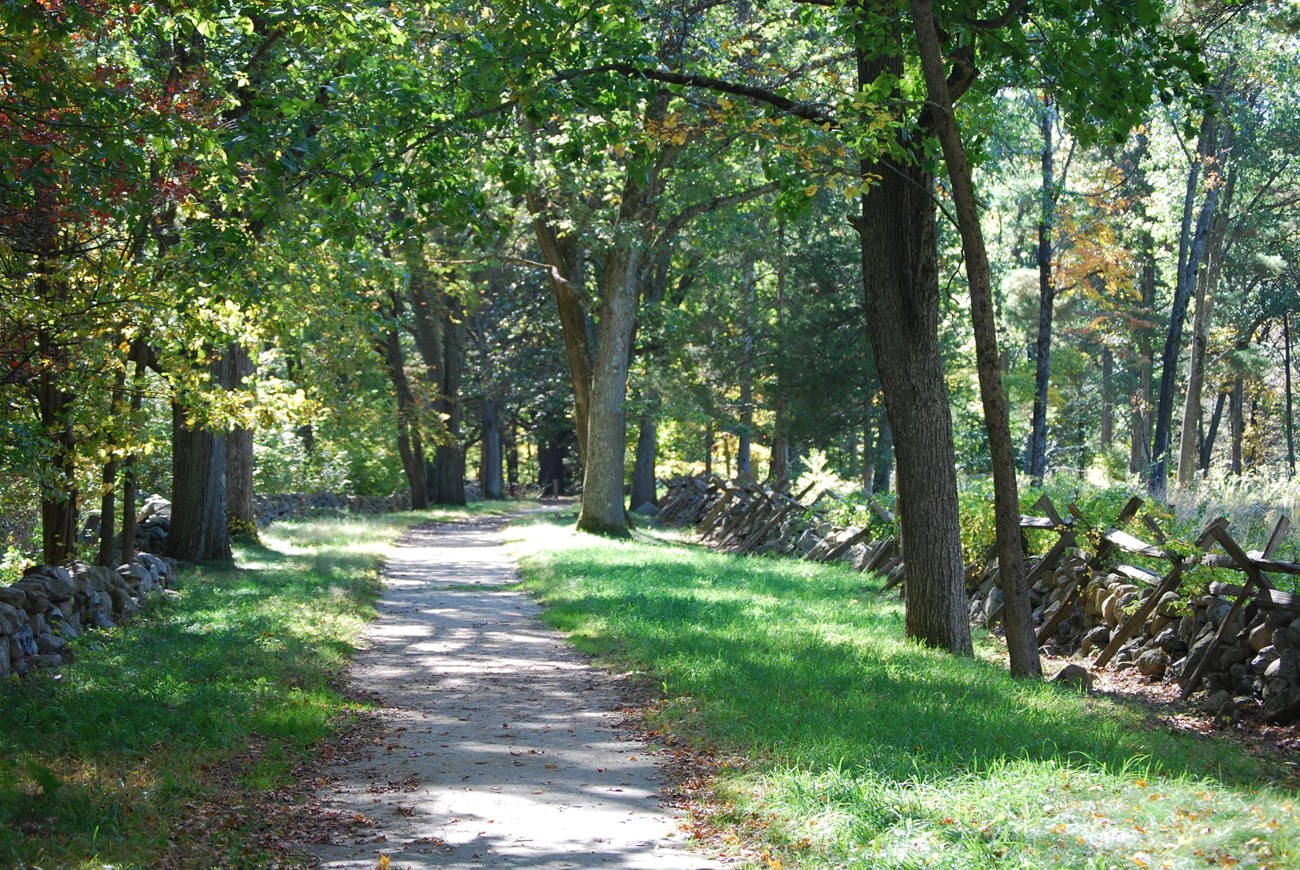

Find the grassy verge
[[0, 504, 521, 869], [512, 513, 1300, 869]]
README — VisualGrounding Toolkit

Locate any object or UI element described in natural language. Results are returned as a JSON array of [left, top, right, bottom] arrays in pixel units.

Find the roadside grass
[[512, 513, 1300, 869], [0, 508, 446, 869]]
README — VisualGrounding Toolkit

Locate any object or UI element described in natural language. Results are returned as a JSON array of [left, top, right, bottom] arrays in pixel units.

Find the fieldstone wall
[[0, 554, 171, 679], [659, 473, 1300, 725]]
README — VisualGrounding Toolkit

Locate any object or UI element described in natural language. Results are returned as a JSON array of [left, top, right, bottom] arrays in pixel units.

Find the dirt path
[[308, 514, 719, 870]]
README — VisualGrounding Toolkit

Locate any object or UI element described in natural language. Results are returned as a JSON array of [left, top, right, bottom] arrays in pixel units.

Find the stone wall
[[659, 474, 1300, 725], [0, 554, 171, 679]]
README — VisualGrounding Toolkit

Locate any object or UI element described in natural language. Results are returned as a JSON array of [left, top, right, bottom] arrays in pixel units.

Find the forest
[[5, 0, 1300, 657], [9, 1, 1300, 867]]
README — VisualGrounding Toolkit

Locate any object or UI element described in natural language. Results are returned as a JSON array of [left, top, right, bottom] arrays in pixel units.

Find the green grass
[[0, 508, 461, 869], [512, 513, 1300, 869]]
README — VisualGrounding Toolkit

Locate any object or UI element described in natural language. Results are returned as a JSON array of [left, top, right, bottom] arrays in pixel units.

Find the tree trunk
[[629, 390, 660, 508], [120, 346, 147, 565], [168, 360, 232, 563], [853, 28, 970, 656], [862, 411, 875, 494], [97, 361, 128, 568], [1027, 94, 1055, 485], [737, 258, 755, 477], [224, 343, 257, 534], [379, 325, 429, 509], [1101, 347, 1114, 450], [576, 244, 639, 531], [1230, 376, 1244, 475], [1150, 111, 1218, 497], [1201, 390, 1227, 473], [576, 157, 664, 533], [538, 429, 573, 495], [38, 357, 77, 566], [910, 0, 1037, 675], [1287, 313, 1295, 477], [433, 298, 466, 505], [526, 190, 593, 465], [481, 399, 504, 499], [704, 420, 714, 479], [506, 422, 519, 490], [1177, 151, 1234, 487]]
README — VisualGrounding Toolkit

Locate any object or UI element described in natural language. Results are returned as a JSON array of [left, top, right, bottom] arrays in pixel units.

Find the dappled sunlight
[[518, 530, 1300, 868]]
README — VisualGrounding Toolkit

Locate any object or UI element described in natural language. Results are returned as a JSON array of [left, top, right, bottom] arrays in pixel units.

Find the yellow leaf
[[805, 184, 819, 197], [376, 856, 390, 870]]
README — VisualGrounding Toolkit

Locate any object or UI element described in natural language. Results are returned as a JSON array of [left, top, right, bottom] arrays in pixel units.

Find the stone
[[1149, 613, 1171, 637], [1263, 687, 1300, 724], [45, 566, 75, 600], [1079, 625, 1110, 658], [0, 602, 22, 633], [1186, 631, 1220, 673], [1249, 622, 1275, 653], [0, 586, 26, 609], [107, 585, 131, 615], [0, 648, 8, 679], [15, 584, 49, 615], [984, 587, 1004, 622], [1154, 626, 1186, 655], [1178, 616, 1198, 643], [1266, 609, 1293, 629], [36, 632, 68, 656], [1274, 625, 1300, 651], [1205, 599, 1233, 627], [1219, 643, 1250, 668], [1201, 689, 1236, 718], [1155, 591, 1183, 618], [1264, 650, 1300, 682], [1050, 664, 1094, 692], [1251, 646, 1280, 673], [13, 624, 37, 657], [1136, 648, 1170, 678]]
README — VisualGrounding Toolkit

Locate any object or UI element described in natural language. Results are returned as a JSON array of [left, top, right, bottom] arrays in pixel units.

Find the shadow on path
[[308, 514, 718, 869]]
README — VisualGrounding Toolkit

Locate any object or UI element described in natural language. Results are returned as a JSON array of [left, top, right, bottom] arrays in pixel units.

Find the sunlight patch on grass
[[513, 517, 1299, 868], [0, 507, 485, 868]]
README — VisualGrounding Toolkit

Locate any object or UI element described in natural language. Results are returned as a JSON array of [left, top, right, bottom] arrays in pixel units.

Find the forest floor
[[303, 510, 721, 870]]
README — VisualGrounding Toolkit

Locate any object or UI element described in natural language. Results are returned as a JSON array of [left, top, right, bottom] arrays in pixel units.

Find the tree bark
[[1177, 150, 1234, 487], [379, 323, 429, 509], [1201, 390, 1227, 473], [168, 359, 232, 563], [506, 421, 520, 490], [224, 343, 257, 534], [910, 0, 1037, 675], [526, 188, 593, 464], [575, 142, 666, 533], [1150, 111, 1218, 497], [97, 361, 129, 567], [38, 350, 77, 566], [1287, 313, 1295, 477], [481, 398, 504, 499], [1101, 347, 1114, 450], [1230, 376, 1244, 475], [737, 258, 756, 477], [853, 27, 970, 656], [629, 390, 660, 508], [433, 297, 466, 505], [1027, 94, 1056, 485], [120, 346, 147, 565]]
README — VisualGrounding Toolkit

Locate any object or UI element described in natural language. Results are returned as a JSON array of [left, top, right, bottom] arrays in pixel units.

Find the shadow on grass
[[521, 522, 1286, 793]]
